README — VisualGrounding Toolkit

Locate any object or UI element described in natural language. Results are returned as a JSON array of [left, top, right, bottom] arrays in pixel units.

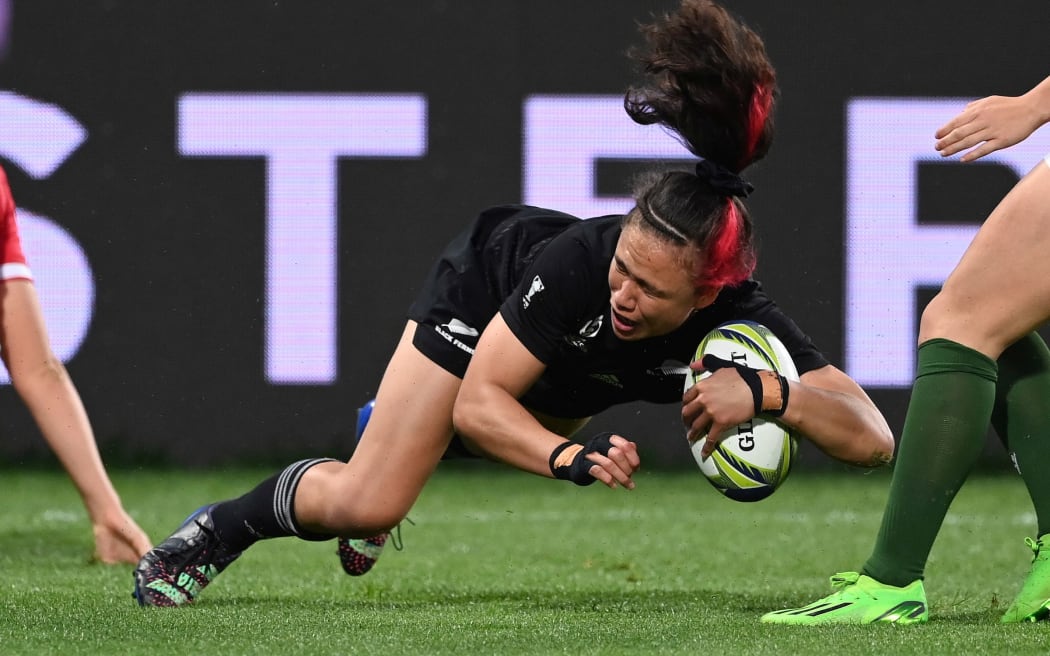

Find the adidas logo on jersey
[[589, 373, 622, 388]]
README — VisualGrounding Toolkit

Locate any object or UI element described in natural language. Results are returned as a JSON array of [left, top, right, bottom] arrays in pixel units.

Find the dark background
[[0, 1, 1047, 469]]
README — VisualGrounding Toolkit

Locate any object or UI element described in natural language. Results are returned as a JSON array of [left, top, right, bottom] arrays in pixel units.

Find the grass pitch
[[2, 464, 1050, 654]]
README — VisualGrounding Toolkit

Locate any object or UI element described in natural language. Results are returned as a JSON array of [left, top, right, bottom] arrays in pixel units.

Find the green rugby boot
[[761, 572, 928, 625], [1002, 534, 1050, 623]]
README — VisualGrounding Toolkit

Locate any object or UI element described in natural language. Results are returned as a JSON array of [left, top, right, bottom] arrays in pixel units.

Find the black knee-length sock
[[208, 458, 338, 552]]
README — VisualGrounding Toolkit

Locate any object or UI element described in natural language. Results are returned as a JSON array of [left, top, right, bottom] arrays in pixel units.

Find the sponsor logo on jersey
[[578, 314, 603, 338], [522, 275, 545, 309], [565, 313, 605, 351]]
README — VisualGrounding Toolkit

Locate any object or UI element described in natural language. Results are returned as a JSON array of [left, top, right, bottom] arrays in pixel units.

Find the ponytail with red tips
[[625, 0, 778, 175], [621, 0, 772, 291]]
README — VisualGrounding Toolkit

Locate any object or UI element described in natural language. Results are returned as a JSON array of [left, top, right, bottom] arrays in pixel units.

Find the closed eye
[[614, 255, 669, 299]]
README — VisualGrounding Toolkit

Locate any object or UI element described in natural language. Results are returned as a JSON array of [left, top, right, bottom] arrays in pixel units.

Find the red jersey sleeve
[[0, 165, 33, 281]]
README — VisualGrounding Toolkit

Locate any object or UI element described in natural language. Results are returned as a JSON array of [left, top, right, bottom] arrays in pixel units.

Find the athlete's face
[[607, 223, 719, 341]]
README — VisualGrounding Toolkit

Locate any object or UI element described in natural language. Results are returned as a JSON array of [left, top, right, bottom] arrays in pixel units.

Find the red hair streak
[[744, 84, 773, 165], [698, 201, 754, 289], [696, 82, 770, 289]]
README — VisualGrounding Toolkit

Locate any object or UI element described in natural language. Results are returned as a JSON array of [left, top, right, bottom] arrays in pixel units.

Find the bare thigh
[[921, 160, 1050, 359], [294, 321, 460, 536]]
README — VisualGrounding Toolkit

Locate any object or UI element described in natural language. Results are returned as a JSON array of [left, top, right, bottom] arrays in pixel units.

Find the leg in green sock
[[991, 332, 1050, 623], [760, 341, 995, 626], [862, 338, 998, 587], [992, 331, 1050, 537]]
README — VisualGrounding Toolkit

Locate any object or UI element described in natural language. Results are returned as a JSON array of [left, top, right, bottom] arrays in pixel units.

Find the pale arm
[[453, 313, 639, 489], [935, 75, 1050, 161], [0, 280, 151, 563]]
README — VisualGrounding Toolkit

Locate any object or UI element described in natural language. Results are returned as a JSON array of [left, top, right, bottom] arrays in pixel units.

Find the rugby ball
[[684, 321, 799, 502]]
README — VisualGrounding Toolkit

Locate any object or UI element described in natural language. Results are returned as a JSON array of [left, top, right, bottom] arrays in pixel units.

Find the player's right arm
[[0, 279, 152, 563], [935, 75, 1050, 161], [453, 312, 640, 489]]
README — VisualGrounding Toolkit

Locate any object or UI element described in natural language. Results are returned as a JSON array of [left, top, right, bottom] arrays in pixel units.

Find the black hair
[[622, 0, 777, 288]]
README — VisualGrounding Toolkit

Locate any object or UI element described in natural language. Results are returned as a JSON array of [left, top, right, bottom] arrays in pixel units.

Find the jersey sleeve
[[0, 166, 31, 280], [499, 231, 599, 364]]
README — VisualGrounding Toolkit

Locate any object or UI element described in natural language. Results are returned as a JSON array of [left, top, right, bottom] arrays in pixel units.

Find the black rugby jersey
[[490, 207, 828, 418]]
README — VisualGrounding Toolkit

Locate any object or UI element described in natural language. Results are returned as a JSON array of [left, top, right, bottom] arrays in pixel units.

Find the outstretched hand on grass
[[90, 511, 152, 565]]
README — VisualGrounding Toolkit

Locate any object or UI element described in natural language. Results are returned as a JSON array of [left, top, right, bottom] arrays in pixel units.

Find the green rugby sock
[[992, 332, 1050, 537], [863, 338, 997, 587]]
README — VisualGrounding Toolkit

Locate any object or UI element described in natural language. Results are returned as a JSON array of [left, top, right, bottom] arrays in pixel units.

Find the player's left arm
[[685, 362, 893, 467], [453, 313, 640, 488], [780, 364, 894, 467]]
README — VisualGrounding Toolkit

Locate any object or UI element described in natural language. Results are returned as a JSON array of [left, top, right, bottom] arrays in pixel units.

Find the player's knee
[[917, 292, 959, 343], [313, 504, 403, 536], [919, 292, 1005, 355], [313, 479, 407, 535]]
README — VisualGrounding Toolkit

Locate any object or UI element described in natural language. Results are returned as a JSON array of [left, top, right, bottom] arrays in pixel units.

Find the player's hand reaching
[[682, 355, 788, 459], [935, 92, 1048, 162], [90, 509, 152, 565], [549, 432, 640, 490]]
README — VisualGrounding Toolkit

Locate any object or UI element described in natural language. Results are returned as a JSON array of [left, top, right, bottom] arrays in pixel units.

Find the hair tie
[[694, 159, 754, 198]]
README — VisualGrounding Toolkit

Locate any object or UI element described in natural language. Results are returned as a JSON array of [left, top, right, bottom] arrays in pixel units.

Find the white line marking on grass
[[414, 509, 889, 525], [942, 512, 1036, 527], [40, 510, 81, 524], [413, 509, 1036, 528]]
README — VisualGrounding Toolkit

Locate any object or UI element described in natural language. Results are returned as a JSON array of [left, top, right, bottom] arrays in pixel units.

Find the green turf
[[3, 465, 1050, 654]]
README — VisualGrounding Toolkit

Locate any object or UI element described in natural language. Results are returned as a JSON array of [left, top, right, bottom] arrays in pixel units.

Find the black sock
[[209, 458, 338, 552]]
